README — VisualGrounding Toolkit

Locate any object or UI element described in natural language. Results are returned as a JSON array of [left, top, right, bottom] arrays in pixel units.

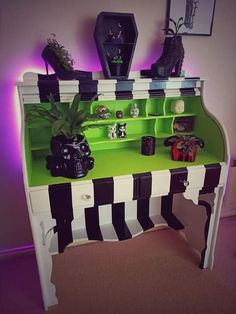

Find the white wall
[[0, 0, 236, 250]]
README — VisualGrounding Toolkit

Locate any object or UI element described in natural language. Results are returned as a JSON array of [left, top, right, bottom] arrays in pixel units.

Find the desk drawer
[[71, 181, 94, 208], [29, 181, 95, 214], [170, 164, 223, 194], [29, 163, 226, 213]]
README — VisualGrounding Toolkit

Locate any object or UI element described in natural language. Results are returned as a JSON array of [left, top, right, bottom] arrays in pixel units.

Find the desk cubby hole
[[28, 126, 52, 151], [84, 119, 156, 148], [102, 14, 137, 43], [104, 44, 134, 78], [164, 96, 198, 115], [155, 117, 174, 138], [146, 97, 164, 116]]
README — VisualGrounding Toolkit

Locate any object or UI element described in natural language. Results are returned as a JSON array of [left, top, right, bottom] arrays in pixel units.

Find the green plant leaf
[[162, 27, 175, 35], [52, 119, 70, 137], [169, 18, 177, 34], [69, 93, 80, 124]]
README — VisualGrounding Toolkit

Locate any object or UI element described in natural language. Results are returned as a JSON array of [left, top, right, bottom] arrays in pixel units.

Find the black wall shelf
[[94, 11, 138, 79]]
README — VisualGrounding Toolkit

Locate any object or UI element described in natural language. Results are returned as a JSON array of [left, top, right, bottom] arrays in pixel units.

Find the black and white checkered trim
[[19, 73, 202, 104]]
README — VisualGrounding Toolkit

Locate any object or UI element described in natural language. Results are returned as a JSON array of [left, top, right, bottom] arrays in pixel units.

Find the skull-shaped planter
[[46, 134, 94, 178]]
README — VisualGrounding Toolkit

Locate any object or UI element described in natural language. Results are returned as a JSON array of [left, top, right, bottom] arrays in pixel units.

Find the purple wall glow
[[7, 65, 48, 169]]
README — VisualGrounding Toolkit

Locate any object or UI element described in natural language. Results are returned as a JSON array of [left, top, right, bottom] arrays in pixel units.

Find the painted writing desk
[[17, 72, 229, 310]]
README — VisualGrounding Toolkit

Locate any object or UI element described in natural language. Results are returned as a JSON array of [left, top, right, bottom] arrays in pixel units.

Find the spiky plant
[[27, 93, 99, 139], [164, 17, 184, 37]]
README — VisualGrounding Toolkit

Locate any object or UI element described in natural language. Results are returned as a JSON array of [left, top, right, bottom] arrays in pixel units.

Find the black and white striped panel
[[47, 163, 224, 253], [49, 163, 223, 217], [48, 198, 167, 254]]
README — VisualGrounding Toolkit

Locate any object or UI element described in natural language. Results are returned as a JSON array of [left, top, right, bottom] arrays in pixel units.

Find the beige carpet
[[48, 228, 236, 314]]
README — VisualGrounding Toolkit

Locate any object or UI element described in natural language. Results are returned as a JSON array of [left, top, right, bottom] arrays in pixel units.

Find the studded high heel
[[41, 34, 92, 81], [151, 35, 185, 78]]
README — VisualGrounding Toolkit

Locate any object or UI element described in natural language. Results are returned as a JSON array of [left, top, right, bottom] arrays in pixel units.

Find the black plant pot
[[46, 134, 94, 179], [109, 62, 122, 77]]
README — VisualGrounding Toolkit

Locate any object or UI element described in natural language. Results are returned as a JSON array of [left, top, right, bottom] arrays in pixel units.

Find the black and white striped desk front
[[30, 163, 227, 257]]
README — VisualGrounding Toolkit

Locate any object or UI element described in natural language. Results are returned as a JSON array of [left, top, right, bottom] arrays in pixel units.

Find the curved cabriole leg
[[199, 187, 224, 269], [198, 200, 212, 269], [32, 215, 58, 310]]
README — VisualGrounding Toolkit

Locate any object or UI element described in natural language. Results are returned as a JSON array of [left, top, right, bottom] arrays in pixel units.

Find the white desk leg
[[31, 214, 58, 310], [201, 187, 224, 269]]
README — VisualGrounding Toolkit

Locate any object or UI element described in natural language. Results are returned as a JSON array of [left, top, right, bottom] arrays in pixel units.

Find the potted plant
[[41, 33, 92, 80], [164, 135, 204, 162], [106, 49, 123, 76], [27, 93, 98, 178]]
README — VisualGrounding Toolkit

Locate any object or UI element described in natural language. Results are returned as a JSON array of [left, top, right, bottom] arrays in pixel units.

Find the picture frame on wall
[[166, 0, 216, 36]]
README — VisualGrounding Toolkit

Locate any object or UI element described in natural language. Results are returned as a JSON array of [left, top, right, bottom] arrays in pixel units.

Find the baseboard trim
[[220, 209, 236, 218], [0, 244, 34, 259]]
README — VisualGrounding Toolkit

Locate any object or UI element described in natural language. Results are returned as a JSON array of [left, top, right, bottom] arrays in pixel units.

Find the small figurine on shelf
[[108, 124, 117, 139], [171, 99, 185, 114], [108, 22, 124, 43], [173, 117, 194, 132], [96, 105, 111, 119], [117, 123, 127, 138], [107, 49, 123, 77], [130, 103, 139, 118], [116, 110, 123, 119]]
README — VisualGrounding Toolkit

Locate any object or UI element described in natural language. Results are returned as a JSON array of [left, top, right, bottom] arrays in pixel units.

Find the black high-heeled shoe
[[151, 36, 184, 78], [41, 44, 92, 81]]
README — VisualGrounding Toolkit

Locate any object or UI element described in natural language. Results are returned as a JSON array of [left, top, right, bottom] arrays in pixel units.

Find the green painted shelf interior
[[24, 96, 225, 187]]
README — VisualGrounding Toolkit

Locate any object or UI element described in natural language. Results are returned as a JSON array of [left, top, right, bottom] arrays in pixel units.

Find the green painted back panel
[[24, 96, 226, 187]]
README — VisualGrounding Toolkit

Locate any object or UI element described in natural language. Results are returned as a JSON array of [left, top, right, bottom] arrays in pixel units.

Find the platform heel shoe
[[150, 17, 185, 78], [151, 35, 184, 78], [41, 34, 92, 81]]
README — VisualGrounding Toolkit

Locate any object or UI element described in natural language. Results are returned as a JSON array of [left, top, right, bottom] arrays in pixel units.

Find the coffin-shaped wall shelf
[[94, 11, 138, 79]]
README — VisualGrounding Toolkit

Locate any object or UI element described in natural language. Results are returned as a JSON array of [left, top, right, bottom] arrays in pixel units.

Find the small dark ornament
[[46, 134, 94, 178], [116, 110, 123, 118], [151, 18, 185, 78], [164, 135, 204, 162], [117, 123, 127, 138], [107, 49, 123, 77], [96, 105, 111, 119], [173, 117, 194, 132], [108, 22, 124, 43]]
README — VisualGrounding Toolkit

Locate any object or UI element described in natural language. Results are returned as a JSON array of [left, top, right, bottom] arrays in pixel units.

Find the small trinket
[[116, 110, 123, 118], [171, 99, 185, 114], [96, 105, 111, 119], [130, 103, 139, 118], [117, 123, 127, 138], [141, 136, 156, 155], [108, 124, 117, 139]]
